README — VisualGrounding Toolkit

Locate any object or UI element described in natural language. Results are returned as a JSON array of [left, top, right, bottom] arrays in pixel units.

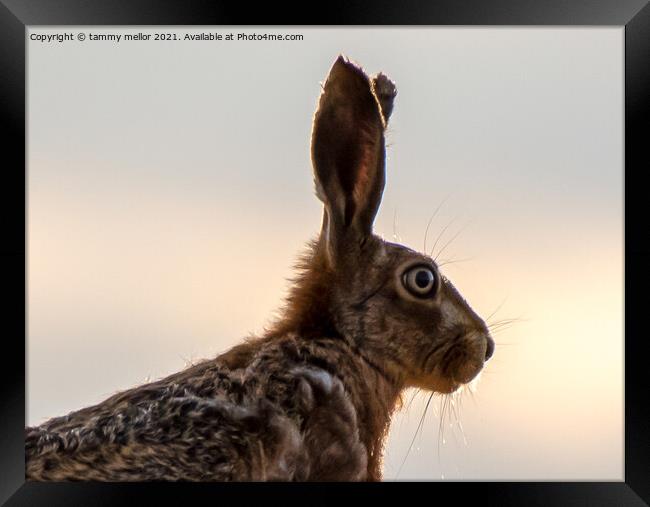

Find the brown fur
[[25, 55, 494, 481]]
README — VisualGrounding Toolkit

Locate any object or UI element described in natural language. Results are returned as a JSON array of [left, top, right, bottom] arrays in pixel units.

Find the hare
[[25, 55, 494, 482]]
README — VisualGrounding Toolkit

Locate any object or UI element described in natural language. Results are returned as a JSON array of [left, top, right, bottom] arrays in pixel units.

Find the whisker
[[485, 296, 509, 324], [398, 388, 421, 431], [437, 394, 450, 462], [397, 388, 421, 432], [393, 208, 401, 243], [487, 320, 526, 334], [487, 316, 528, 336], [436, 256, 475, 268], [467, 386, 478, 405], [423, 194, 451, 254], [429, 215, 459, 259], [434, 220, 472, 263], [489, 320, 519, 328], [488, 313, 528, 326], [487, 317, 524, 327], [405, 388, 422, 412], [488, 322, 517, 332], [448, 394, 467, 447], [396, 391, 435, 478], [487, 325, 517, 336]]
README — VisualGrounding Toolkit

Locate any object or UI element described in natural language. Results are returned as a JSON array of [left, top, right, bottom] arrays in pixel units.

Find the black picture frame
[[1, 1, 648, 505]]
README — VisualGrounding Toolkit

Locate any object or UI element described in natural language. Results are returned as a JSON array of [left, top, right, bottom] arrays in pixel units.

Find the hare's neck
[[309, 337, 403, 481], [353, 350, 404, 481]]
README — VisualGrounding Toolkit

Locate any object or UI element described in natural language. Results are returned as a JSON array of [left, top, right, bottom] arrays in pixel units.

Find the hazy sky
[[27, 27, 623, 480]]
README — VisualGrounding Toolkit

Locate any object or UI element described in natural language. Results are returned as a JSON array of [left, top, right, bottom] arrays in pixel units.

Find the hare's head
[[276, 56, 494, 394]]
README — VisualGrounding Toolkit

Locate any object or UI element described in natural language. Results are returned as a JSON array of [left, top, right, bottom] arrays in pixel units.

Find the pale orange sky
[[27, 27, 623, 480]]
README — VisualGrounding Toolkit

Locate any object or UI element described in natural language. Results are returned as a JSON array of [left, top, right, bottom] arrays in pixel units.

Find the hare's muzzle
[[442, 330, 495, 387], [485, 334, 495, 361]]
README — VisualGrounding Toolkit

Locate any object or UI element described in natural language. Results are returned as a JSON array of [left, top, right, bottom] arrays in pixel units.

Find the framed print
[[1, 0, 648, 505]]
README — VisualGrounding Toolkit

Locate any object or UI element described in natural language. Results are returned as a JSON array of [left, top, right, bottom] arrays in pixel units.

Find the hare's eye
[[402, 266, 437, 298]]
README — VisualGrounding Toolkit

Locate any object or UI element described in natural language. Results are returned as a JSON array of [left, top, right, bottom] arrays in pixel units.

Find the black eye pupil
[[415, 270, 432, 289], [402, 265, 437, 298]]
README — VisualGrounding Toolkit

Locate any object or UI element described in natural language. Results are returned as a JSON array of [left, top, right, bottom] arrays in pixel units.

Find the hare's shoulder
[[241, 335, 370, 480]]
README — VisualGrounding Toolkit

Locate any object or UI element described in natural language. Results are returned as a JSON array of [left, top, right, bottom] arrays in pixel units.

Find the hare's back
[[26, 337, 368, 481]]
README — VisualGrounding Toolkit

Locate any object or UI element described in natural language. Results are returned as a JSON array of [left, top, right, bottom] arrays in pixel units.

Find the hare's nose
[[485, 336, 495, 361]]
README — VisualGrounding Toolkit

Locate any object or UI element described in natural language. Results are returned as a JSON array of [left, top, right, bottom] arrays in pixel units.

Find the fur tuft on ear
[[311, 56, 395, 261], [371, 72, 397, 126]]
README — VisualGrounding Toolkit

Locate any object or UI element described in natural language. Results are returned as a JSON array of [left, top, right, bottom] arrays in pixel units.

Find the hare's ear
[[311, 56, 394, 263]]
